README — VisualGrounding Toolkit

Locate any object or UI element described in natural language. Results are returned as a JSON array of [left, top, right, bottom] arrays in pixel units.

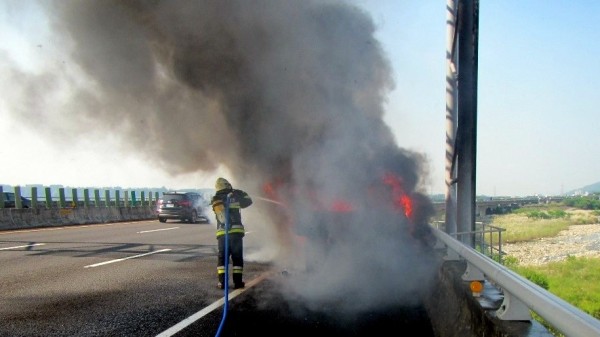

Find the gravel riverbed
[[502, 223, 600, 266]]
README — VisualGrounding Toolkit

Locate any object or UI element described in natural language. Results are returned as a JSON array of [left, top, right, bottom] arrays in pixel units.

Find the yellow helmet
[[215, 177, 232, 191]]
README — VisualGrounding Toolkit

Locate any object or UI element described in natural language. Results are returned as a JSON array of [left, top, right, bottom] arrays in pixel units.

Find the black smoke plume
[[5, 0, 438, 315]]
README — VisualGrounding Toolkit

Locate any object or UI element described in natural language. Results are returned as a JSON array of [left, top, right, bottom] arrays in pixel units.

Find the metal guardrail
[[1, 186, 160, 209], [434, 221, 506, 263], [431, 226, 600, 337], [459, 222, 505, 263]]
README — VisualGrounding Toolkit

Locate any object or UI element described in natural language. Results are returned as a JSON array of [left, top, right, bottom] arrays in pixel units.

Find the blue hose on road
[[215, 194, 231, 337]]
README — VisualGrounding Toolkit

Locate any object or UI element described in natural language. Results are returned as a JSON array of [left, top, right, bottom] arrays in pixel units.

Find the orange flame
[[400, 194, 413, 219], [382, 172, 413, 219]]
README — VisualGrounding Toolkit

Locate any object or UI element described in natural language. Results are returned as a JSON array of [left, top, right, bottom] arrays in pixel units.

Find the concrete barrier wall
[[0, 206, 156, 231]]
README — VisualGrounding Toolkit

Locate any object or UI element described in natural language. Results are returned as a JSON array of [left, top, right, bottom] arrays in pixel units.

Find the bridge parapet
[[433, 196, 565, 218]]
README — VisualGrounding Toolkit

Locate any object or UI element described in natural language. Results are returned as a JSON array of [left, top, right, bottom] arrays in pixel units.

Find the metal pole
[[445, 0, 458, 236], [456, 0, 479, 246]]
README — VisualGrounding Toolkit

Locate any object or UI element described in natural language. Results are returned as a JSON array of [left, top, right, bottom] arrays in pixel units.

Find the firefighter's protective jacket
[[211, 188, 252, 238]]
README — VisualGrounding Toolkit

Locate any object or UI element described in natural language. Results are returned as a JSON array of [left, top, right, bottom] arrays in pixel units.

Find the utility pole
[[455, 0, 479, 246]]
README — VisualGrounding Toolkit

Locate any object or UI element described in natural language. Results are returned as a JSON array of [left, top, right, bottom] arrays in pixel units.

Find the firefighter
[[211, 177, 253, 289]]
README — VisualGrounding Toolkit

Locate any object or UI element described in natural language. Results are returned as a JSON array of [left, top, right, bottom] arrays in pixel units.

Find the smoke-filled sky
[[2, 1, 599, 197]]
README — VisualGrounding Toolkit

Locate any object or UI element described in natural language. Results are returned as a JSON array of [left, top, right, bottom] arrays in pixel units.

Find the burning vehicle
[[260, 170, 436, 274]]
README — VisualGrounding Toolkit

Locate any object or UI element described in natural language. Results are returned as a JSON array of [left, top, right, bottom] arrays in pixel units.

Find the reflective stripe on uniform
[[216, 224, 245, 237], [217, 266, 242, 274]]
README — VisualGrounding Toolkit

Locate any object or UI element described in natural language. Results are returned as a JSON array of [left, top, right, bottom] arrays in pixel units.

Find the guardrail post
[[0, 185, 4, 208], [124, 190, 130, 207], [44, 187, 52, 209], [71, 188, 78, 208], [104, 190, 111, 207], [31, 187, 38, 209], [496, 292, 532, 321], [15, 186, 23, 209], [140, 191, 146, 207], [94, 189, 101, 207], [59, 188, 66, 208], [131, 191, 137, 207], [84, 189, 91, 208], [115, 190, 121, 207]]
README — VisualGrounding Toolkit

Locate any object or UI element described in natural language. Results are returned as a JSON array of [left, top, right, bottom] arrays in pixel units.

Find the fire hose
[[215, 194, 231, 337]]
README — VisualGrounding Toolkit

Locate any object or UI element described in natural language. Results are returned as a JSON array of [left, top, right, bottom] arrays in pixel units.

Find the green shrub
[[518, 268, 549, 290], [503, 255, 519, 268], [526, 210, 550, 219], [563, 195, 600, 210], [547, 209, 567, 218], [525, 209, 568, 220]]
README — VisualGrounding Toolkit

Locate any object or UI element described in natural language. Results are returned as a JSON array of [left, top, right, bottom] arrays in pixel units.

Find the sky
[[0, 1, 598, 197]]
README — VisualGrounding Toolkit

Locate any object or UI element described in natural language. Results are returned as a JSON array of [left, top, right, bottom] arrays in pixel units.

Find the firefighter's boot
[[233, 272, 244, 289]]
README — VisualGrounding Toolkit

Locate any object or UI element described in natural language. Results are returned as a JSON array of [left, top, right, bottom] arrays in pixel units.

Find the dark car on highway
[[157, 191, 210, 223], [2, 192, 31, 208]]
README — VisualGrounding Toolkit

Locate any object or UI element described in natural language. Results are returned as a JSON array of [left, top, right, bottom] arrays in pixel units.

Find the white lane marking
[[0, 221, 145, 235], [137, 227, 179, 234], [84, 248, 172, 268], [0, 243, 46, 251], [155, 271, 273, 337]]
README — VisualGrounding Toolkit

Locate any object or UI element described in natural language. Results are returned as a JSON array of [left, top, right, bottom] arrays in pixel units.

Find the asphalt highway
[[0, 220, 434, 336], [168, 275, 435, 337]]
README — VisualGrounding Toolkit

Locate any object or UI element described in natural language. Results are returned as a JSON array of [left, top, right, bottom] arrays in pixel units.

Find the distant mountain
[[566, 181, 600, 195]]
